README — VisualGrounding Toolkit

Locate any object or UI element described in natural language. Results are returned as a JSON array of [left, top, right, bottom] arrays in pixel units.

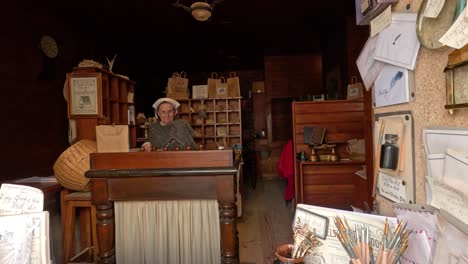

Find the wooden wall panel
[[0, 2, 95, 181], [264, 56, 318, 98]]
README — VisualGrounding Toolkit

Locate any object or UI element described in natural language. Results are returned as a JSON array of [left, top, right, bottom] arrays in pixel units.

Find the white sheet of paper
[[427, 154, 445, 179], [0, 211, 50, 264], [377, 171, 408, 203], [439, 6, 468, 48], [370, 5, 392, 37], [0, 184, 44, 216], [0, 213, 34, 264], [427, 177, 468, 224], [375, 13, 420, 70], [356, 35, 385, 90], [423, 128, 468, 155], [14, 176, 58, 183], [399, 230, 432, 264], [393, 204, 439, 253], [424, 0, 446, 18], [443, 149, 468, 189], [374, 64, 414, 107], [433, 212, 468, 264], [294, 204, 397, 264]]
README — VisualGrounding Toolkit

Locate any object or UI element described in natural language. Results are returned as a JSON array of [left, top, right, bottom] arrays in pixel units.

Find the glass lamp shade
[[191, 2, 212, 21]]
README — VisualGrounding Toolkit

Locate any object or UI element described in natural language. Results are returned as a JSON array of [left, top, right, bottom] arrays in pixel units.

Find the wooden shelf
[[66, 67, 137, 148], [178, 98, 242, 150]]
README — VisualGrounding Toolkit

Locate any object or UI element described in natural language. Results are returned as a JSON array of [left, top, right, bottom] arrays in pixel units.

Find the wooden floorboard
[[238, 178, 294, 264]]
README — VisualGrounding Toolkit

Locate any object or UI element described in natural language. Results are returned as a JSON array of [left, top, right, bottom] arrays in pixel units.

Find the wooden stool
[[61, 189, 98, 263]]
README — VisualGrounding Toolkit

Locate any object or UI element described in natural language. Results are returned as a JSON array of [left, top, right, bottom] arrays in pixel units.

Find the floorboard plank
[[239, 178, 294, 264]]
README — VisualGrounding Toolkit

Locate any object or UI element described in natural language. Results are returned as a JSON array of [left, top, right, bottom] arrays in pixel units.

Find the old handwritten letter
[[0, 184, 50, 264], [0, 184, 44, 215], [439, 6, 468, 49], [370, 5, 392, 37], [424, 0, 445, 18]]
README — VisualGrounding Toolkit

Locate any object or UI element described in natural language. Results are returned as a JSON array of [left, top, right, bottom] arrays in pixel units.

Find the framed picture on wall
[[67, 73, 102, 118]]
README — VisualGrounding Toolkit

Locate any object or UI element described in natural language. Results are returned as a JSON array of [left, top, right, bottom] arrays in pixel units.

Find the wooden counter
[[85, 150, 239, 264]]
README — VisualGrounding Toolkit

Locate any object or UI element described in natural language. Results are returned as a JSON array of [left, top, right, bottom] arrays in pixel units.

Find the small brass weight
[[309, 144, 339, 162], [309, 148, 319, 162], [330, 147, 339, 162]]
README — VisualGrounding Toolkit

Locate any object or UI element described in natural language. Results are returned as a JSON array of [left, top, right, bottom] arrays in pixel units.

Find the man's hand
[[141, 142, 152, 152]]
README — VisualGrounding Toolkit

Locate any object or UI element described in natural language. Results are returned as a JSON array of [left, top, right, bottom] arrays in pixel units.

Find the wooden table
[[86, 150, 239, 264]]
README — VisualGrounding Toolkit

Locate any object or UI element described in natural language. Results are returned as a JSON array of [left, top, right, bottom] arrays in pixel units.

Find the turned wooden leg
[[219, 202, 238, 264], [95, 202, 115, 264]]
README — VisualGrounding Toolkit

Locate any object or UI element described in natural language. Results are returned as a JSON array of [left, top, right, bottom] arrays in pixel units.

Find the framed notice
[[68, 73, 102, 118], [192, 85, 208, 99]]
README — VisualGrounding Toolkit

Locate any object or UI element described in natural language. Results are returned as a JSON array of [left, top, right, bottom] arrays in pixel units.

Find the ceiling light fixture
[[173, 0, 224, 22]]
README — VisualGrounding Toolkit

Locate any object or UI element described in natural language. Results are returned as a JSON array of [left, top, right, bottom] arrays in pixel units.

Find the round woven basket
[[53, 139, 97, 191]]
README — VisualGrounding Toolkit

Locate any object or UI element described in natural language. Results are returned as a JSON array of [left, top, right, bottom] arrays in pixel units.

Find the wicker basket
[[53, 139, 97, 191]]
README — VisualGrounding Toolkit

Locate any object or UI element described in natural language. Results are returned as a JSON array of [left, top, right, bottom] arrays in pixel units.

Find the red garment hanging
[[278, 140, 294, 200]]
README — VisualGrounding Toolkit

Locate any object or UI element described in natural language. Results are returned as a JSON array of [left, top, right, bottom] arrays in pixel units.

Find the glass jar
[[380, 134, 399, 170]]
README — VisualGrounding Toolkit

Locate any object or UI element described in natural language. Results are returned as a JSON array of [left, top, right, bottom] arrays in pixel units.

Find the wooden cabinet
[[292, 100, 370, 209], [178, 97, 242, 150], [299, 161, 366, 210], [66, 67, 136, 147]]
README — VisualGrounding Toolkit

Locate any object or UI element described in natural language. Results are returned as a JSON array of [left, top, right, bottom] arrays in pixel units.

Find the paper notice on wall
[[295, 204, 397, 264], [192, 85, 208, 99], [356, 35, 385, 90], [424, 0, 445, 18], [439, 6, 468, 49], [370, 5, 392, 37], [377, 171, 408, 203]]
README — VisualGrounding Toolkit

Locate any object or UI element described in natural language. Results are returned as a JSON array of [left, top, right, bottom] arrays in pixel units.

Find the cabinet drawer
[[303, 184, 355, 208], [302, 164, 363, 174], [304, 184, 355, 194], [303, 174, 355, 185]]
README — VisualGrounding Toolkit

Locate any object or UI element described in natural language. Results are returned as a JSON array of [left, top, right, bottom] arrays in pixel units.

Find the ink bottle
[[380, 134, 399, 170]]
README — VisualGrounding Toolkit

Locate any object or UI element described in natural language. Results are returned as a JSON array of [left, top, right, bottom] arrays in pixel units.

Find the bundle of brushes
[[334, 216, 409, 264], [290, 217, 323, 258]]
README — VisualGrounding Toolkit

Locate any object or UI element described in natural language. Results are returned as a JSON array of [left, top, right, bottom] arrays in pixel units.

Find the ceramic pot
[[274, 244, 304, 264]]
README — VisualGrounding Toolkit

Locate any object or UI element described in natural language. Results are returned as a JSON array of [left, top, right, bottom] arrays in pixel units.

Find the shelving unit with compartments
[[66, 67, 136, 147], [178, 97, 242, 150]]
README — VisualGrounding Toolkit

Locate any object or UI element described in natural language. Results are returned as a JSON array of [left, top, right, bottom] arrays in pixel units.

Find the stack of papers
[[0, 184, 50, 263]]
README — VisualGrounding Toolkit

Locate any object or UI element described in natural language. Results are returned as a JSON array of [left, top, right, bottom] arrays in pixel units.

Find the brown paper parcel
[[166, 71, 189, 99], [227, 72, 240, 97], [96, 125, 129, 153]]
